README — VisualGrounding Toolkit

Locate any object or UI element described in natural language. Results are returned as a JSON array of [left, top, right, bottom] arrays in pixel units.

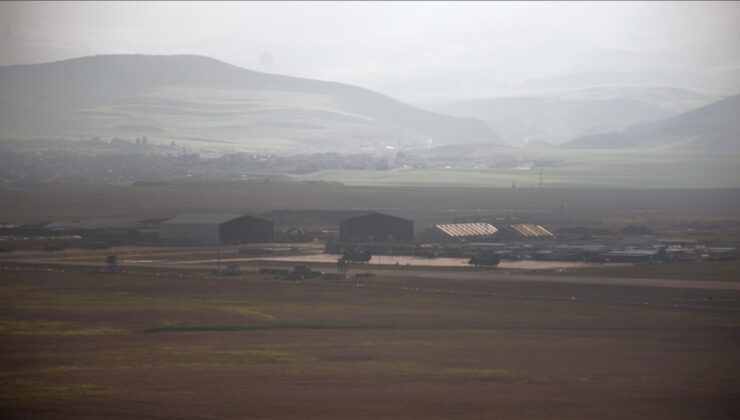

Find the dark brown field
[[2, 183, 739, 225], [1, 265, 739, 419]]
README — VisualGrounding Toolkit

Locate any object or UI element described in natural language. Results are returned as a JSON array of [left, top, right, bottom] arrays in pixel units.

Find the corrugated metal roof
[[509, 224, 553, 238], [162, 213, 247, 225], [435, 223, 498, 238]]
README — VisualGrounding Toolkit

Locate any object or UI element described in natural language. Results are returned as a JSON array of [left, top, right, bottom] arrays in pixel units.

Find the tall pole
[[561, 204, 565, 226], [216, 241, 221, 275]]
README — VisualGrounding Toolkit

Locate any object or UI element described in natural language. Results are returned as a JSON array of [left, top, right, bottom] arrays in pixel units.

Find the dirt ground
[[2, 244, 606, 270], [181, 252, 605, 270], [1, 265, 739, 419], [4, 245, 738, 291]]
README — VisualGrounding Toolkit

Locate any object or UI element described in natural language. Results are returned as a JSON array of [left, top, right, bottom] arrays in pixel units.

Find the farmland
[[1, 263, 739, 419], [299, 148, 740, 189]]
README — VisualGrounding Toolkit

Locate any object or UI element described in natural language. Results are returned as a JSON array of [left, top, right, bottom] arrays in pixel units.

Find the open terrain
[[1, 183, 739, 227], [1, 263, 739, 419], [1, 180, 738, 419], [1, 54, 738, 190], [299, 148, 740, 189], [2, 6, 739, 420]]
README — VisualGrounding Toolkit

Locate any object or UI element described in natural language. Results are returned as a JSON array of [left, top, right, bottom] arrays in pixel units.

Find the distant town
[[0, 138, 559, 185]]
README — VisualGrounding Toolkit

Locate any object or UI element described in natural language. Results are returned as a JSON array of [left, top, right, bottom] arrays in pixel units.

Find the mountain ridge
[[0, 54, 499, 150], [562, 93, 740, 150]]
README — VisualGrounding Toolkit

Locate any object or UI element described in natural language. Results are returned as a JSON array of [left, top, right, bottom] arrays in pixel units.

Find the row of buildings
[[157, 211, 552, 246], [21, 211, 735, 263]]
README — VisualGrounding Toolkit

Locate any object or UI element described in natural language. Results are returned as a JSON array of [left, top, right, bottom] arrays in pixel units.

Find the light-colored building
[[431, 222, 498, 242], [501, 224, 554, 240]]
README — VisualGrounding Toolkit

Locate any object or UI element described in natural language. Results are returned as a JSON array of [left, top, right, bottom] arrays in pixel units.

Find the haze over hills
[[438, 96, 675, 146], [563, 93, 740, 150], [521, 86, 718, 114], [516, 70, 733, 95], [431, 84, 723, 146], [0, 54, 499, 151]]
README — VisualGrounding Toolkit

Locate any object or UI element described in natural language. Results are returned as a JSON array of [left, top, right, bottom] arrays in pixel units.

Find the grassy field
[[1, 266, 739, 419], [300, 148, 740, 189]]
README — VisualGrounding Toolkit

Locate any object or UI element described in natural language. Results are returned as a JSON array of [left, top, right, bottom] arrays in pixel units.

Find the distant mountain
[[562, 93, 740, 150], [0, 54, 498, 151], [517, 70, 727, 95], [438, 96, 674, 145], [534, 86, 717, 114]]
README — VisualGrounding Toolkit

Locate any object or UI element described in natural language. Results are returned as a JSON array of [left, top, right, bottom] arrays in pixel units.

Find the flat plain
[[1, 264, 739, 419], [1, 183, 739, 225], [1, 182, 739, 418]]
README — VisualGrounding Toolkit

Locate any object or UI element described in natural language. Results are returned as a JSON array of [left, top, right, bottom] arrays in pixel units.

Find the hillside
[[439, 96, 674, 145], [0, 55, 498, 151], [563, 93, 740, 150]]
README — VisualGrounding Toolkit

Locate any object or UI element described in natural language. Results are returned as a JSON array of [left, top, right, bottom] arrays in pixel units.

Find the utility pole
[[538, 171, 544, 188], [216, 241, 221, 276], [560, 204, 566, 226]]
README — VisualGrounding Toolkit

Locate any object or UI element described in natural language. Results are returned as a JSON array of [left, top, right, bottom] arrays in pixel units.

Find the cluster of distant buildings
[[2, 210, 735, 264], [157, 211, 554, 246], [154, 211, 737, 263]]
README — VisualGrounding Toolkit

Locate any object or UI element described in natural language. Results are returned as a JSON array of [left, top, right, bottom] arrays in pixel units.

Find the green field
[[299, 148, 740, 189]]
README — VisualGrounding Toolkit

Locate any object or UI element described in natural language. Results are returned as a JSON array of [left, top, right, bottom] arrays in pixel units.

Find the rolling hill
[[563, 93, 740, 150], [439, 96, 675, 146], [0, 54, 498, 151]]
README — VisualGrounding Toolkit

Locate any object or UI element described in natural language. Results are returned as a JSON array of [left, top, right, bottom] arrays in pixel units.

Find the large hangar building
[[339, 212, 414, 243], [160, 213, 273, 245]]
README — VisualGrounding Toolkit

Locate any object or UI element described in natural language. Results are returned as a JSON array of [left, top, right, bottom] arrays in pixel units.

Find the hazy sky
[[1, 1, 739, 103]]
